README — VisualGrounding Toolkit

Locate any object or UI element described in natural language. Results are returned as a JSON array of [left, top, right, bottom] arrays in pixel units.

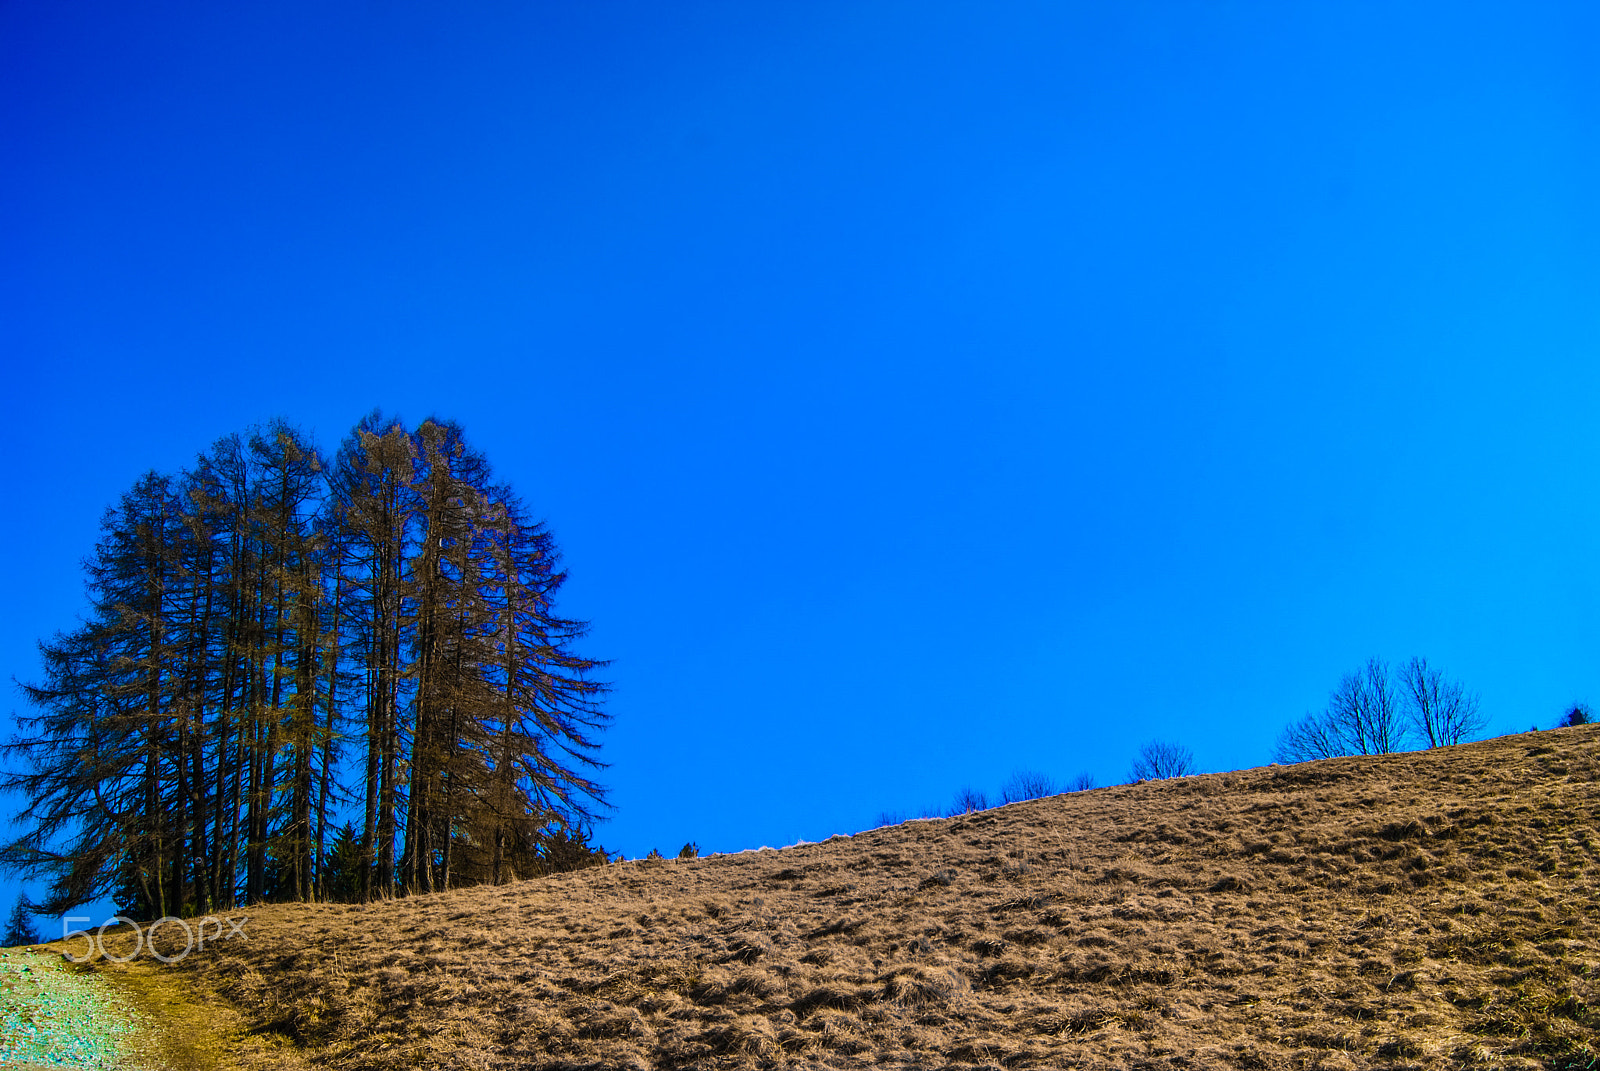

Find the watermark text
[[61, 914, 248, 964]]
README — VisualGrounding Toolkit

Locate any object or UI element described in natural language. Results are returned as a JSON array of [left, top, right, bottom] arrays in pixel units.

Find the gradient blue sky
[[4, 2, 1598, 928]]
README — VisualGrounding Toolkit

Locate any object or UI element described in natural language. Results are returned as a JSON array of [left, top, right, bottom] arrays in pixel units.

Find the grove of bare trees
[[1, 413, 610, 918], [1274, 656, 1484, 763]]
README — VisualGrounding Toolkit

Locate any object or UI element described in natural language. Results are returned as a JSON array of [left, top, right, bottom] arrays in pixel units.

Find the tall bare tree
[[330, 414, 416, 899], [1275, 657, 1411, 763], [401, 419, 494, 894], [1, 474, 185, 916], [473, 489, 610, 885], [1338, 658, 1404, 754], [1399, 656, 1484, 748]]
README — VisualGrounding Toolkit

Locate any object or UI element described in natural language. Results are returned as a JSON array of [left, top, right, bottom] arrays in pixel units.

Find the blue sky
[[4, 1, 1598, 928]]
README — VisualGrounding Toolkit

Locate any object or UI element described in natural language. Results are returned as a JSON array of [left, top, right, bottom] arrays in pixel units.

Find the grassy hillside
[[89, 727, 1600, 1069]]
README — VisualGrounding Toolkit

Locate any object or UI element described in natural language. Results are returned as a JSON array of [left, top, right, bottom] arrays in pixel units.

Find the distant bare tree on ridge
[[1275, 657, 1410, 763], [1130, 741, 1194, 781], [949, 786, 989, 815], [999, 770, 1057, 804], [1399, 656, 1484, 747]]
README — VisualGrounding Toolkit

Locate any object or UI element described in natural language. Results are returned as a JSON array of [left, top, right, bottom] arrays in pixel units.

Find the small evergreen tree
[[1559, 704, 1592, 728], [3, 896, 39, 947], [320, 823, 366, 902], [538, 826, 609, 874]]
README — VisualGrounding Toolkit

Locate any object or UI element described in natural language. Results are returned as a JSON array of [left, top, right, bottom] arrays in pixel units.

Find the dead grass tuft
[[703, 1014, 778, 1058], [878, 964, 968, 1008]]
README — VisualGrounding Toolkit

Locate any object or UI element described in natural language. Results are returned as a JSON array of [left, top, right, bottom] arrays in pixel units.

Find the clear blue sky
[[4, 1, 1598, 928]]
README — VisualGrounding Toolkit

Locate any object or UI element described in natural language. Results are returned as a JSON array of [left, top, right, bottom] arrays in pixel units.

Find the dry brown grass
[[95, 952, 316, 1071], [77, 727, 1600, 1068]]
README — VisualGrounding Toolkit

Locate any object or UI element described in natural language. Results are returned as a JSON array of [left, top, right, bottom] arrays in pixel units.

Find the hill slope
[[100, 728, 1600, 1069]]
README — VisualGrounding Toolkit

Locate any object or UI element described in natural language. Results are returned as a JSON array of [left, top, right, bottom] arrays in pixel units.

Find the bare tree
[[1130, 741, 1193, 781], [1399, 656, 1484, 747], [949, 786, 989, 815], [1334, 658, 1405, 755], [999, 770, 1057, 804], [1066, 772, 1097, 792], [1274, 657, 1411, 763], [1273, 710, 1349, 763]]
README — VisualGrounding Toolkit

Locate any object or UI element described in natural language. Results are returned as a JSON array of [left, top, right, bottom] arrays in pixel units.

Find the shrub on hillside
[[1558, 703, 1592, 728], [1130, 740, 1194, 781], [532, 825, 612, 875], [949, 786, 989, 815], [1000, 770, 1057, 804]]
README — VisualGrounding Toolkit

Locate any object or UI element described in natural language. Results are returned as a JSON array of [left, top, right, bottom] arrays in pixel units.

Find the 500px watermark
[[60, 914, 248, 964]]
